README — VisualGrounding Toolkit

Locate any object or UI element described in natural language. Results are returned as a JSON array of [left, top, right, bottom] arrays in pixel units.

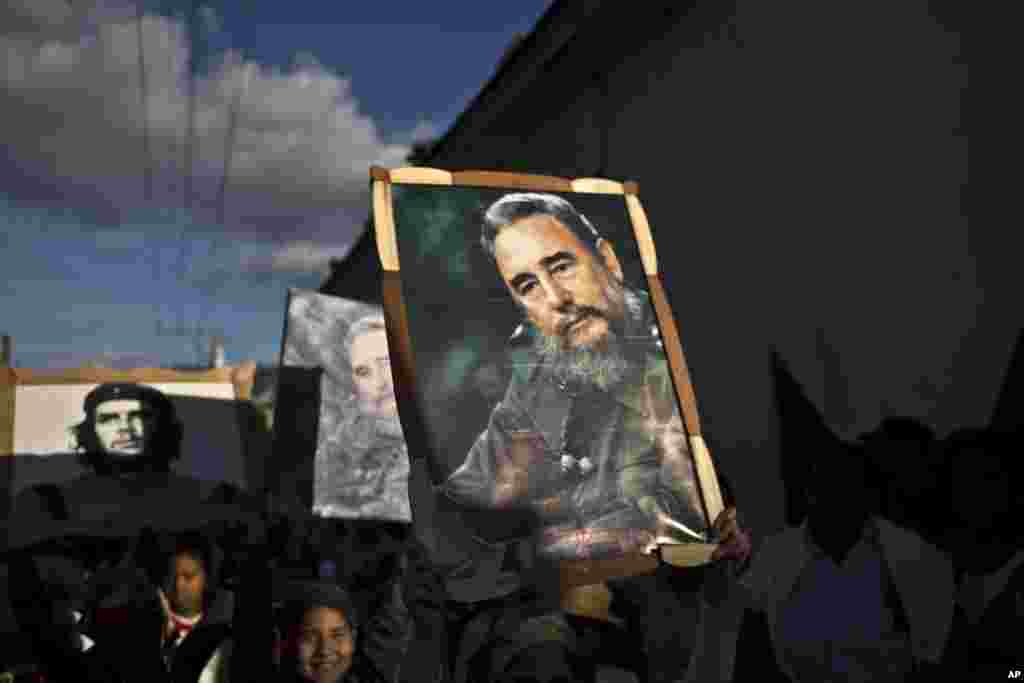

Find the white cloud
[[401, 119, 440, 145], [240, 240, 355, 275], [0, 1, 137, 44], [0, 0, 76, 41], [412, 120, 438, 141], [0, 6, 417, 250]]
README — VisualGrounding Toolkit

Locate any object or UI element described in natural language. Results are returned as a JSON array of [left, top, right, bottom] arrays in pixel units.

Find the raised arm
[[358, 569, 413, 683]]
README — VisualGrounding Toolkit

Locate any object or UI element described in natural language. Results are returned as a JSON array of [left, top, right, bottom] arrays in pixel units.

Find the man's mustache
[[556, 306, 608, 337]]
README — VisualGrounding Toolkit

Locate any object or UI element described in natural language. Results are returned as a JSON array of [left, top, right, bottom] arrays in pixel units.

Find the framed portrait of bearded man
[[370, 167, 725, 584], [279, 289, 411, 522], [1, 364, 257, 543]]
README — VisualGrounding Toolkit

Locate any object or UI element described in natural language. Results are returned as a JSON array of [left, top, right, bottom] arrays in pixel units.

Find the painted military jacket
[[315, 417, 411, 523], [442, 301, 707, 561]]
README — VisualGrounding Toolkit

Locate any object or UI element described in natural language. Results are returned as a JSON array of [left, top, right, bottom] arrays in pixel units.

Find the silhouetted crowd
[[734, 417, 1023, 683], [0, 383, 444, 683], [0, 381, 1020, 682]]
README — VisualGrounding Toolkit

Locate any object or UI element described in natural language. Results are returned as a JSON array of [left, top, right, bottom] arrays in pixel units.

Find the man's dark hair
[[480, 193, 603, 262], [72, 382, 184, 472]]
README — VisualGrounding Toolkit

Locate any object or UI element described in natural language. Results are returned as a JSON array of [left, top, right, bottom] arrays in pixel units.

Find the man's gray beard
[[346, 410, 405, 447], [533, 288, 645, 393], [375, 414, 405, 439]]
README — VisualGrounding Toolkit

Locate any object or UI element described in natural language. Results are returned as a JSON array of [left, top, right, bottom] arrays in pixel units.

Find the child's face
[[296, 606, 355, 683]]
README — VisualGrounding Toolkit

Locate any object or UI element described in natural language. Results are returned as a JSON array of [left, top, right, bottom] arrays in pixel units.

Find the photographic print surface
[[281, 290, 411, 522], [10, 380, 247, 493], [390, 185, 710, 561]]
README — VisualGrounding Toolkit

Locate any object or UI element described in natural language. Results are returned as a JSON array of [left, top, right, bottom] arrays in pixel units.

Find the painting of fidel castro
[[281, 290, 411, 522], [392, 188, 709, 561]]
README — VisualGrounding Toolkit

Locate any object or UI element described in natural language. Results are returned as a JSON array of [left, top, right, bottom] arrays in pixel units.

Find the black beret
[[83, 383, 175, 417]]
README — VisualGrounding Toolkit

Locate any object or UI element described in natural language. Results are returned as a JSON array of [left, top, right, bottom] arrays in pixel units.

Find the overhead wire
[[135, 0, 154, 203], [129, 0, 178, 341], [174, 0, 205, 337], [182, 0, 201, 212], [197, 6, 255, 361], [215, 56, 249, 229]]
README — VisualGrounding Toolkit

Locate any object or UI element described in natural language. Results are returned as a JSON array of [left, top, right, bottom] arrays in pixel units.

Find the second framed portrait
[[279, 289, 411, 522]]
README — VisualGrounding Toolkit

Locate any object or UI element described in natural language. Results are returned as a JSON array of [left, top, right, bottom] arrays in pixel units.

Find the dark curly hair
[[72, 382, 184, 473]]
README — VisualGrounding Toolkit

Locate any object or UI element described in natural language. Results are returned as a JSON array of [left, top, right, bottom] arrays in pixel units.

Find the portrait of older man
[[315, 310, 410, 522], [282, 291, 411, 522], [441, 192, 712, 560]]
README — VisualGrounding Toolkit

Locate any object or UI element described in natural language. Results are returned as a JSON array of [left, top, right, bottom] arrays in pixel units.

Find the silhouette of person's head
[[805, 442, 873, 559], [860, 417, 936, 474], [944, 428, 1014, 536], [806, 442, 871, 521], [860, 417, 941, 527], [72, 383, 183, 475]]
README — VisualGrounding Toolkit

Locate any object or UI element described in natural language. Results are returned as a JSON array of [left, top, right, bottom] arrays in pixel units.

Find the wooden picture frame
[[1, 363, 256, 478], [370, 167, 725, 588]]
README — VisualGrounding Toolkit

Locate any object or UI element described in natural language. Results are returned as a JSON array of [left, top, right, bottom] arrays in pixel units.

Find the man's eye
[[551, 261, 572, 274], [354, 366, 370, 377], [97, 416, 116, 424], [519, 281, 536, 295]]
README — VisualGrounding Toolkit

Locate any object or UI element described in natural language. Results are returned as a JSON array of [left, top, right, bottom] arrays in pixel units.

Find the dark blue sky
[[204, 2, 549, 137], [0, 0, 551, 369]]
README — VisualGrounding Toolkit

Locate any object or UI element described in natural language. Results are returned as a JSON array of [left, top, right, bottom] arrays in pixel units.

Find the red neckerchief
[[168, 612, 203, 642]]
